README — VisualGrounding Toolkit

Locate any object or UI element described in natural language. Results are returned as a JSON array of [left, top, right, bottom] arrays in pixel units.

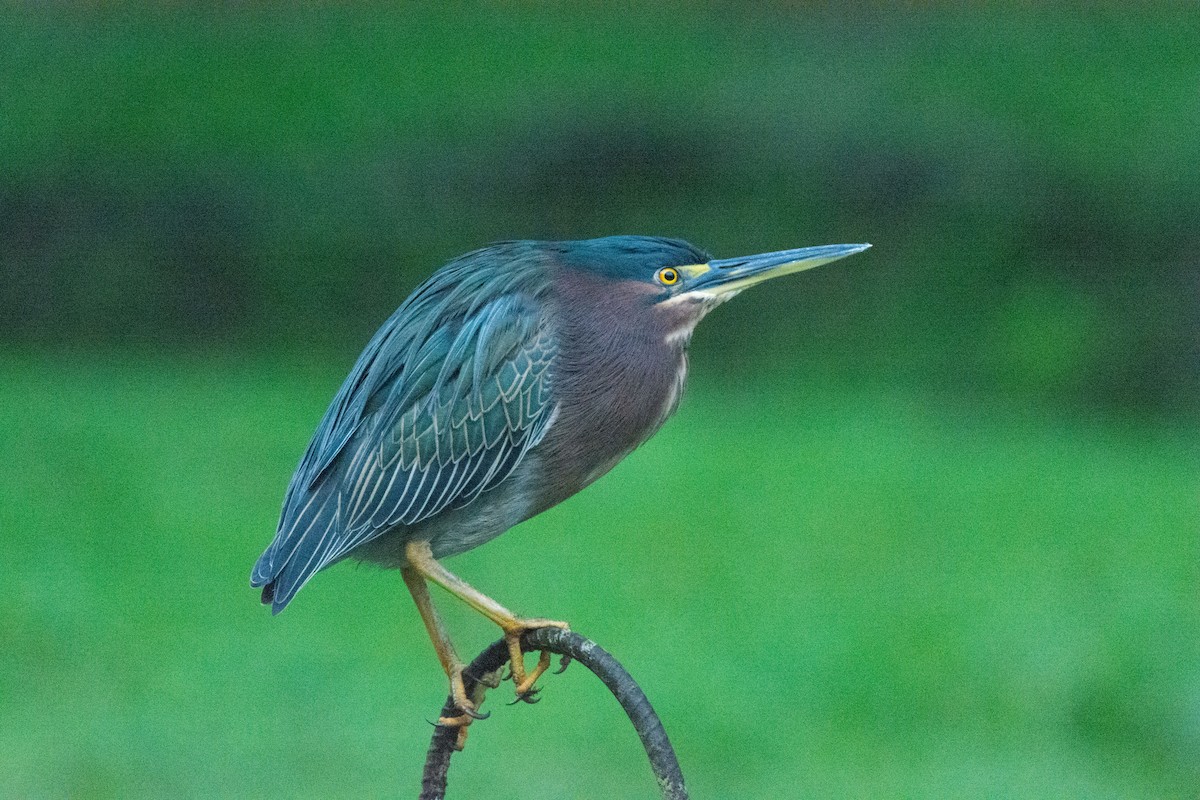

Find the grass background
[[2, 358, 1195, 798], [2, 5, 1197, 798]]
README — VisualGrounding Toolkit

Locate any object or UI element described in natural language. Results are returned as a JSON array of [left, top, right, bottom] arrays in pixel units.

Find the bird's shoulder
[[296, 245, 558, 498], [251, 246, 562, 609]]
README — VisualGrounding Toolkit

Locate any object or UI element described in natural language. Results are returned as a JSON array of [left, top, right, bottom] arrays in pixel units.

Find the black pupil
[[663, 270, 675, 281]]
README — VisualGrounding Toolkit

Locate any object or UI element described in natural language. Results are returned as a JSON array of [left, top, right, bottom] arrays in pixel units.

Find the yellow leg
[[405, 540, 569, 699], [400, 565, 482, 749]]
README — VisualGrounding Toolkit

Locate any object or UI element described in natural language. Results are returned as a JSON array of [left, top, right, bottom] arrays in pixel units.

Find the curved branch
[[420, 627, 688, 800]]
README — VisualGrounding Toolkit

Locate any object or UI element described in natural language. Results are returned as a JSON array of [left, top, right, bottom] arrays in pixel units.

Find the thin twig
[[419, 628, 688, 800]]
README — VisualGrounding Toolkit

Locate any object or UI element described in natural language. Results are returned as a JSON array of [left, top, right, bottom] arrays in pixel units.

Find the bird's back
[[252, 243, 560, 612]]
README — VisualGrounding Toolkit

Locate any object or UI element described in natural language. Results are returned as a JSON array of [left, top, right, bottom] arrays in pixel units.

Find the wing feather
[[251, 246, 557, 611]]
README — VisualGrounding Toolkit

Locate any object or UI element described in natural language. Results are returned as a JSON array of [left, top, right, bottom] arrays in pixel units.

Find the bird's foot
[[502, 618, 570, 701], [437, 664, 491, 750]]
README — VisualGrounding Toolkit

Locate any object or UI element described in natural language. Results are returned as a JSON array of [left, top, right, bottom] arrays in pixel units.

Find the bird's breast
[[530, 316, 687, 515]]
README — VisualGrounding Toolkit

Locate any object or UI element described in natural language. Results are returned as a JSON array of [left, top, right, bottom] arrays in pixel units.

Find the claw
[[512, 649, 553, 696], [508, 686, 541, 705], [462, 706, 490, 721], [429, 663, 490, 743], [553, 654, 573, 675], [500, 621, 568, 706]]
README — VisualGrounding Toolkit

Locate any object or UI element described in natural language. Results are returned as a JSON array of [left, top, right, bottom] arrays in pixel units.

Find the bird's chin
[[659, 290, 736, 345], [661, 287, 742, 309]]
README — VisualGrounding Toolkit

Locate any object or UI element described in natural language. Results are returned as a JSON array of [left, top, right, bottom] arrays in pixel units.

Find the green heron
[[251, 236, 869, 739]]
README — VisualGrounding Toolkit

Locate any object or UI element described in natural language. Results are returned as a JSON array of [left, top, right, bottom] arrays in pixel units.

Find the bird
[[251, 235, 870, 740]]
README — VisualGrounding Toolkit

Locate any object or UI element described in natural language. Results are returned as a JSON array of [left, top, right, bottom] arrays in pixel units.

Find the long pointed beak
[[686, 243, 871, 296]]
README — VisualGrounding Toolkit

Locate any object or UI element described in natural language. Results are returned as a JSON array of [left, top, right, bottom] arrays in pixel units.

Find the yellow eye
[[657, 267, 680, 286]]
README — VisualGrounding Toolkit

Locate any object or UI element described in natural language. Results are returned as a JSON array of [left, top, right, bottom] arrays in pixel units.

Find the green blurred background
[[2, 6, 1196, 798]]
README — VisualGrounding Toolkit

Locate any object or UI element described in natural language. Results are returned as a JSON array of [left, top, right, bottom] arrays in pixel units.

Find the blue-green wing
[[251, 254, 556, 612]]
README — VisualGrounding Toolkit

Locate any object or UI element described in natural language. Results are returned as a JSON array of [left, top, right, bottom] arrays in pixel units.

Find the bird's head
[[555, 236, 871, 344]]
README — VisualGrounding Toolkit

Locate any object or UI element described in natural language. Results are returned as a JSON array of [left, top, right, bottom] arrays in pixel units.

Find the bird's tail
[[258, 579, 276, 605], [250, 485, 342, 614]]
